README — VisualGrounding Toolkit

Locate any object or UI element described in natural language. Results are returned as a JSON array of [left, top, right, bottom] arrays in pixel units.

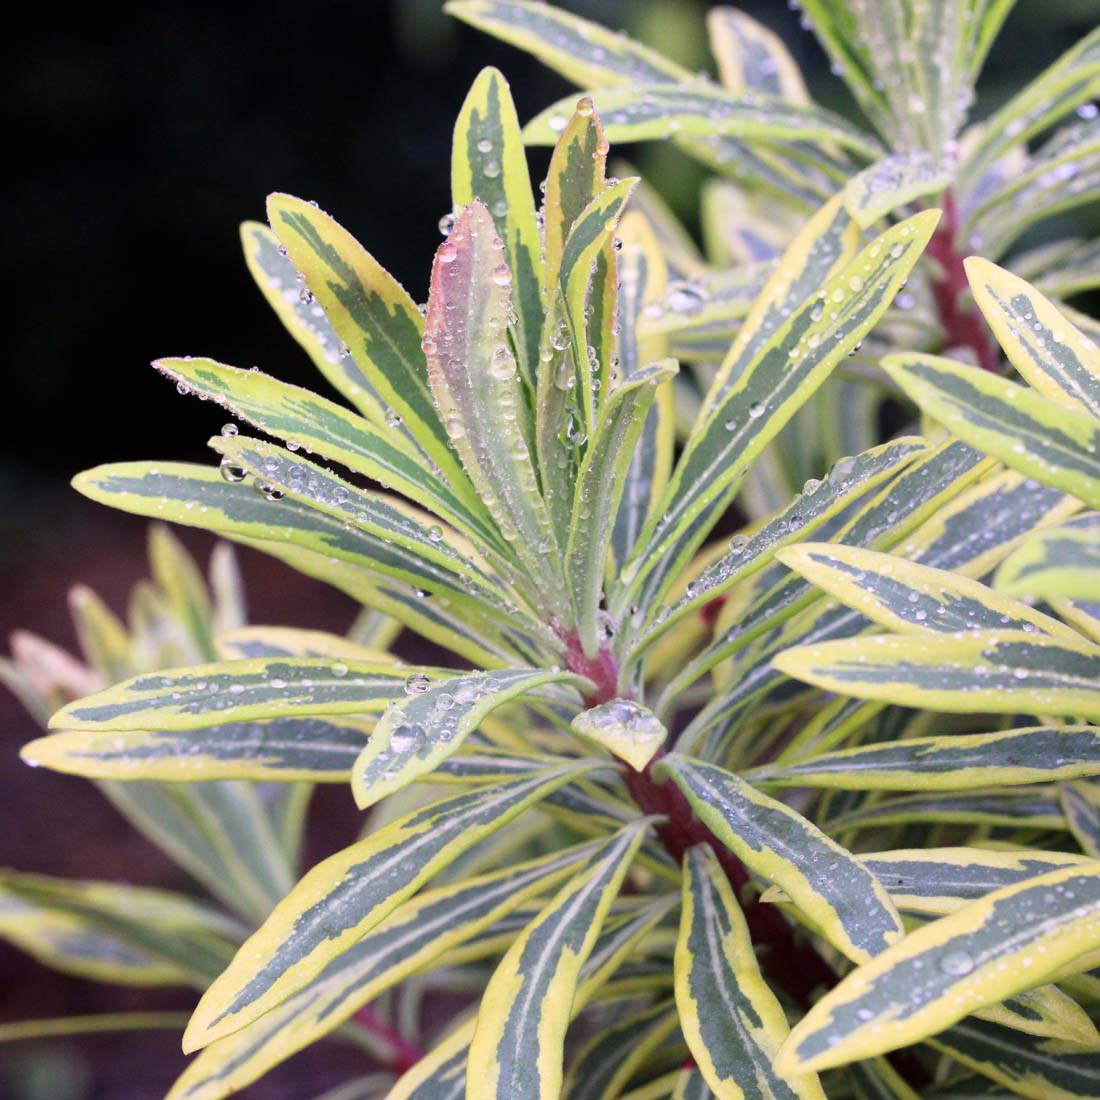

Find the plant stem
[[354, 1005, 424, 1075], [926, 191, 999, 372]]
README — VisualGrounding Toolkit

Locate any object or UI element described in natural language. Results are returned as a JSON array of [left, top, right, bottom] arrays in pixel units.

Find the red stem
[[926, 191, 999, 373], [354, 1005, 424, 1075]]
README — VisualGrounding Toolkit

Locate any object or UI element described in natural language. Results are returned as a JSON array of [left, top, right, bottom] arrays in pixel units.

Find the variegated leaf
[[775, 630, 1100, 719], [619, 206, 937, 614], [777, 863, 1100, 1073], [523, 86, 882, 159], [167, 843, 599, 1100], [676, 844, 827, 1100], [184, 762, 600, 1050], [266, 194, 464, 486], [424, 199, 565, 608], [571, 698, 667, 772], [351, 667, 583, 809], [22, 714, 373, 782], [776, 543, 1077, 639], [657, 755, 903, 963], [859, 847, 1096, 916], [884, 352, 1100, 510], [465, 820, 649, 1100], [965, 257, 1100, 417], [156, 356, 497, 548], [843, 153, 952, 228], [996, 515, 1100, 602], [929, 1016, 1100, 1100], [452, 67, 543, 386], [754, 726, 1100, 792], [50, 657, 426, 732]]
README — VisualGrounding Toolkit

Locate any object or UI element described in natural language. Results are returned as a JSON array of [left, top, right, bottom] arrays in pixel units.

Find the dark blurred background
[[3, 1, 1099, 1096]]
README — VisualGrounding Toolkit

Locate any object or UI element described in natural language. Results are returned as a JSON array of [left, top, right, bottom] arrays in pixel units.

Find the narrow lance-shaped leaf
[[184, 761, 603, 1050], [965, 256, 1100, 418], [465, 820, 649, 1100], [536, 178, 638, 538], [996, 514, 1100, 602], [777, 863, 1100, 1073], [388, 896, 677, 1100], [776, 543, 1078, 639], [523, 85, 883, 159], [962, 25, 1100, 185], [166, 842, 601, 1100], [424, 199, 565, 607], [656, 755, 903, 963], [69, 463, 539, 657], [240, 221, 403, 432], [452, 67, 544, 387], [0, 873, 238, 989], [22, 714, 374, 783], [50, 656, 431, 733], [929, 1015, 1100, 1100], [676, 844, 827, 1100], [706, 6, 809, 102], [619, 208, 938, 614], [856, 847, 1096, 916], [753, 726, 1100, 792], [208, 433, 540, 635], [775, 629, 1100, 720], [541, 96, 607, 300], [445, 0, 688, 89], [612, 210, 675, 568], [266, 194, 467, 489], [350, 667, 585, 809], [824, 787, 1068, 834], [636, 436, 929, 653], [566, 359, 677, 652], [156, 356, 499, 551]]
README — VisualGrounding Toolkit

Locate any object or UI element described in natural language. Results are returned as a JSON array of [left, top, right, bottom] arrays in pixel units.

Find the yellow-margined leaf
[[676, 844, 826, 1100], [656, 755, 903, 963], [50, 656, 437, 732], [351, 667, 584, 809], [167, 843, 600, 1100], [883, 352, 1100, 509], [465, 820, 650, 1100], [965, 256, 1100, 417], [777, 863, 1100, 1073], [452, 67, 544, 387], [182, 762, 604, 1050], [996, 515, 1100, 602], [775, 629, 1100, 719], [776, 543, 1077, 639], [753, 726, 1100, 792]]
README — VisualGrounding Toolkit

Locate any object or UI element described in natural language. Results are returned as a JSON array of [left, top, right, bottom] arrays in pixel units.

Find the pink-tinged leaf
[[423, 200, 567, 612]]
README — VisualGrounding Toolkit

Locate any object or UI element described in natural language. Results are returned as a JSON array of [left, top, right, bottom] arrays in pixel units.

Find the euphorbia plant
[[5, 4, 1100, 1100]]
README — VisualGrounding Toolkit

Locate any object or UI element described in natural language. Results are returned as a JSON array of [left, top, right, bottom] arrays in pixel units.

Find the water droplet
[[438, 213, 455, 237], [939, 950, 974, 976], [390, 723, 426, 754], [220, 458, 248, 483], [404, 673, 431, 696], [438, 242, 458, 264], [220, 423, 238, 437]]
